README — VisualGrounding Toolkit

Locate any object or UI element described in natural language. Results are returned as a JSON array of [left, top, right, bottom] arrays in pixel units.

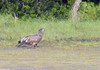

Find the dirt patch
[[67, 37, 100, 42], [39, 37, 100, 47], [0, 47, 100, 70]]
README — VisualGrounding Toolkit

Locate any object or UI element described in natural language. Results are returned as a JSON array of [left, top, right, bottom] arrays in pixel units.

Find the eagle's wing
[[20, 34, 41, 44]]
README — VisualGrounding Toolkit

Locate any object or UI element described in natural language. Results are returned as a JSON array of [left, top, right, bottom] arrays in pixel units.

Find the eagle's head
[[38, 28, 45, 36], [39, 28, 45, 32]]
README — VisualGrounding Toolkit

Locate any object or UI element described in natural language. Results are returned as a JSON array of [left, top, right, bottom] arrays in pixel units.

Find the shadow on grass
[[15, 37, 100, 48]]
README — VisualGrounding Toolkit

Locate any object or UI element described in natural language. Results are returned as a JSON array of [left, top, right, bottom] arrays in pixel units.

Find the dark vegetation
[[0, 0, 100, 19]]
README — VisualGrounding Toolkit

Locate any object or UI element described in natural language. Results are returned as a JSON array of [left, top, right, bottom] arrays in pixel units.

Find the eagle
[[17, 28, 45, 47]]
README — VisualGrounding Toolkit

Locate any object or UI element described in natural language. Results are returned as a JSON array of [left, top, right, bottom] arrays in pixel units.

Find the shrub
[[96, 3, 100, 19], [0, 0, 74, 19], [79, 2, 100, 20]]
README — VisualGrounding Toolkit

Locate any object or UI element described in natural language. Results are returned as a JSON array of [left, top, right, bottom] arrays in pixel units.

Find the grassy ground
[[0, 14, 100, 48]]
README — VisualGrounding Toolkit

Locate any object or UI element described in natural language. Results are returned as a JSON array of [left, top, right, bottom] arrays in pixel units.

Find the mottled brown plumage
[[18, 28, 45, 47]]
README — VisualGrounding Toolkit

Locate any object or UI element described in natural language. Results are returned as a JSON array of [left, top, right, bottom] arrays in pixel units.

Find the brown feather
[[18, 28, 45, 47]]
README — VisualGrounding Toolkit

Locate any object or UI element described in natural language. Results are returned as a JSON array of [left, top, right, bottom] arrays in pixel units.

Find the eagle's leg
[[34, 44, 37, 47], [30, 42, 37, 47]]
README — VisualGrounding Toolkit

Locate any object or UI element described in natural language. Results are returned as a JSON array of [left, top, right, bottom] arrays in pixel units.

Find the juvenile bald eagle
[[18, 28, 45, 47]]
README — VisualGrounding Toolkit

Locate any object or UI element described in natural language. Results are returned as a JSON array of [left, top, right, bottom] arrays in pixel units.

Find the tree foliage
[[0, 0, 99, 19], [0, 0, 74, 18]]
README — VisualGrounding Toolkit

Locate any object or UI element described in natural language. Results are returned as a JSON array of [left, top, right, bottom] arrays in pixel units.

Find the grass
[[0, 14, 100, 48]]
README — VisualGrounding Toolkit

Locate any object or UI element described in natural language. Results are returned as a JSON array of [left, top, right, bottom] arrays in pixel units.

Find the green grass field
[[0, 14, 100, 48]]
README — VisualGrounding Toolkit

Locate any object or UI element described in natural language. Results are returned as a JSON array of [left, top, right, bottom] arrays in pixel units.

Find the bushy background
[[0, 0, 100, 20]]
